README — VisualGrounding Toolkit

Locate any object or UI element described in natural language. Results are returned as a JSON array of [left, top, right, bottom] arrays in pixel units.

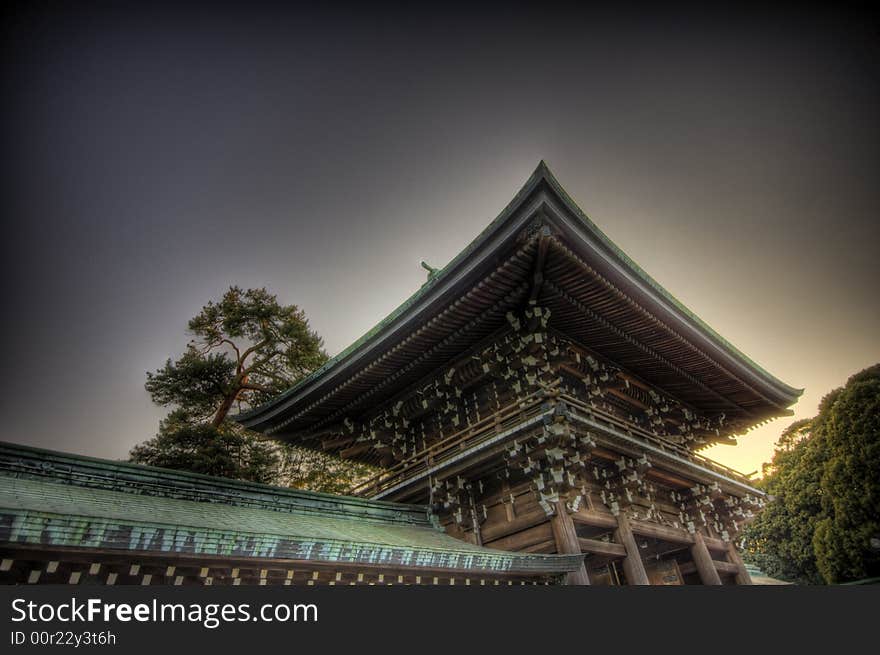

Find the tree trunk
[[211, 389, 239, 427]]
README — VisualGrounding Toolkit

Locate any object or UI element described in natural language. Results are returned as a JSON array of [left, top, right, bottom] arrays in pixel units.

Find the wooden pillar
[[550, 501, 590, 585], [614, 512, 650, 585], [690, 531, 722, 585], [726, 542, 753, 585]]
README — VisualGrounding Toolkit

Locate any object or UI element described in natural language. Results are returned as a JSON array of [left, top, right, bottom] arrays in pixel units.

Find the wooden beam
[[725, 542, 753, 585], [571, 508, 618, 530], [704, 535, 729, 553], [484, 523, 553, 552], [630, 519, 694, 545], [614, 513, 650, 585], [521, 539, 557, 554], [573, 511, 703, 550], [690, 532, 722, 585], [645, 468, 695, 489], [480, 507, 548, 543], [578, 538, 626, 559], [605, 387, 651, 411], [550, 501, 590, 585], [713, 560, 740, 575], [681, 559, 740, 577]]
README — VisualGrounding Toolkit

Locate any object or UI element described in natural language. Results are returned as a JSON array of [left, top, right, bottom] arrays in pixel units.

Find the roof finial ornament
[[420, 260, 440, 280]]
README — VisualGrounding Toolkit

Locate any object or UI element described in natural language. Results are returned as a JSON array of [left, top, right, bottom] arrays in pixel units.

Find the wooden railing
[[347, 384, 558, 497], [557, 392, 753, 484], [349, 380, 754, 498]]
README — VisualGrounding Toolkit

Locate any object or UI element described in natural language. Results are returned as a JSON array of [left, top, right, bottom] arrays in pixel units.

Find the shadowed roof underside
[[237, 162, 801, 446]]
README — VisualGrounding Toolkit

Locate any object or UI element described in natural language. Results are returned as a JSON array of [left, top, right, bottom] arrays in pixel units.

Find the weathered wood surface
[[614, 513, 650, 585], [577, 537, 626, 558], [484, 523, 553, 552], [549, 502, 590, 585], [690, 531, 723, 585], [726, 542, 753, 585]]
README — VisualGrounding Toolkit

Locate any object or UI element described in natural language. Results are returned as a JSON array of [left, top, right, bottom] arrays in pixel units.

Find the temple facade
[[0, 162, 800, 585]]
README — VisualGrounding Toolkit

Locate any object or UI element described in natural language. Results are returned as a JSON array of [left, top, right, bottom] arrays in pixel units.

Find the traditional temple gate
[[239, 162, 801, 584]]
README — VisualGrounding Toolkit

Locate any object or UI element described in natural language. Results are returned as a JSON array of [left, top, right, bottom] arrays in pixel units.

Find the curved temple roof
[[237, 162, 801, 443]]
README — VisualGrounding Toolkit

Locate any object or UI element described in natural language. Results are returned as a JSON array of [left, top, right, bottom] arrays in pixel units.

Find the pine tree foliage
[[131, 286, 375, 491]]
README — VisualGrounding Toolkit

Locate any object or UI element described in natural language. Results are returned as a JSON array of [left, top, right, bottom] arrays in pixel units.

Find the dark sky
[[3, 4, 878, 474]]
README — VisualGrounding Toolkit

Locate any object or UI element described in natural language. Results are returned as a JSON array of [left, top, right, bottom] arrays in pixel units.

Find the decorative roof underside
[[238, 162, 801, 446], [0, 442, 580, 575]]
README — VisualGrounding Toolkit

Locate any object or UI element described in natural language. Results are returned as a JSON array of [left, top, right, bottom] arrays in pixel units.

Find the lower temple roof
[[0, 442, 581, 576]]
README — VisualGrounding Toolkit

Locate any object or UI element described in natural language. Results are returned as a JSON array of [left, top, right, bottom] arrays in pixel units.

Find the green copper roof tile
[[0, 441, 426, 525], [0, 442, 581, 575]]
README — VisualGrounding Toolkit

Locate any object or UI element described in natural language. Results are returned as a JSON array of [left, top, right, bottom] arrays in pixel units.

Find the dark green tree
[[131, 286, 374, 490], [741, 364, 880, 583], [813, 365, 880, 582], [130, 409, 280, 484], [740, 419, 826, 584]]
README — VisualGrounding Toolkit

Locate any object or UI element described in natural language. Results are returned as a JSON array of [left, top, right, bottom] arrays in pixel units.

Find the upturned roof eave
[[236, 161, 801, 432], [537, 171, 803, 405], [235, 161, 554, 430], [541, 169, 802, 400]]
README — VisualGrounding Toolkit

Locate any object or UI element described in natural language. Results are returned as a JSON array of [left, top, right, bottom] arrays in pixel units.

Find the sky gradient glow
[[3, 5, 878, 477]]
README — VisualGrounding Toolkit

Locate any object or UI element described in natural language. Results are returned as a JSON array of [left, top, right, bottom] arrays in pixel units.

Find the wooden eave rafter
[[539, 236, 783, 414]]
